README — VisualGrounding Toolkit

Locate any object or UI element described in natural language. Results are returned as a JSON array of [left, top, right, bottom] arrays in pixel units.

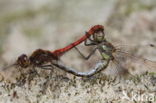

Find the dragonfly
[[53, 25, 156, 76], [1, 25, 106, 77]]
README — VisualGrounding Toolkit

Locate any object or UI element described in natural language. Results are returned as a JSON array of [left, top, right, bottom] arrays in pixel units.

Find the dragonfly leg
[[85, 32, 95, 42], [74, 46, 97, 60], [84, 32, 97, 46], [84, 39, 96, 46]]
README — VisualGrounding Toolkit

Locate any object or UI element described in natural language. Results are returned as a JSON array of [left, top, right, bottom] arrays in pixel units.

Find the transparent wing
[[113, 47, 156, 74], [105, 54, 130, 76]]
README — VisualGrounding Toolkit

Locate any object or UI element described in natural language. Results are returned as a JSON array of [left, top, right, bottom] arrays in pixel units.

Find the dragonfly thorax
[[99, 41, 116, 61]]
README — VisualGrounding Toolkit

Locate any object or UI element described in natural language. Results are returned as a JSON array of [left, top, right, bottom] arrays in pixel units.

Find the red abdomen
[[52, 25, 104, 57]]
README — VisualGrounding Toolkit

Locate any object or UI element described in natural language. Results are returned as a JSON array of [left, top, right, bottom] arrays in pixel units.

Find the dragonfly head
[[16, 54, 30, 68], [93, 29, 105, 43]]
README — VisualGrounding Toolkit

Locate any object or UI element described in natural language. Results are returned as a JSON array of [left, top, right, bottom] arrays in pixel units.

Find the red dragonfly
[[1, 25, 105, 77]]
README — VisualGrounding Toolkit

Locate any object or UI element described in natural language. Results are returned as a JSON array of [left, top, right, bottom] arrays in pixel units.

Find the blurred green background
[[0, 0, 156, 64]]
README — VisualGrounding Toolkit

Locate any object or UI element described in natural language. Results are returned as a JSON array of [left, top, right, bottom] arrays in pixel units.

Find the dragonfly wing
[[105, 56, 129, 76], [113, 50, 156, 74]]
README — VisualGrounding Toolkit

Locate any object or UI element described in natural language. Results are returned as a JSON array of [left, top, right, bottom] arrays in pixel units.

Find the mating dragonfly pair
[[2, 25, 156, 77]]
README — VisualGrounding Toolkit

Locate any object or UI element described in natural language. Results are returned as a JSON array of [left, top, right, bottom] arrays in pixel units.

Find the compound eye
[[23, 55, 28, 61], [93, 31, 105, 42], [98, 31, 104, 37], [17, 54, 29, 68]]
